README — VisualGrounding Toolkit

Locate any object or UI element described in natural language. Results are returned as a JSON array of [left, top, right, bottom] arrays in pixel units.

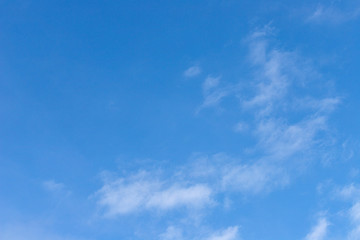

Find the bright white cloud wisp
[[304, 218, 329, 240], [206, 226, 239, 240], [96, 171, 212, 216]]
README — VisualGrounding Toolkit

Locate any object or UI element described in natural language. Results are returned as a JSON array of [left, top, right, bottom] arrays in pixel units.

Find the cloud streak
[[307, 3, 360, 24], [184, 66, 202, 78], [95, 171, 212, 216], [304, 218, 329, 240], [206, 226, 239, 240]]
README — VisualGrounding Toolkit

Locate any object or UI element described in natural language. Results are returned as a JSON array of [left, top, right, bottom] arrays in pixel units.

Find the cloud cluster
[[195, 26, 339, 192], [94, 27, 340, 239]]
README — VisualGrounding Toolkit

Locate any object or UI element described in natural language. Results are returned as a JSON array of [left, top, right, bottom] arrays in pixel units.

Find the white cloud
[[255, 116, 327, 160], [160, 226, 183, 240], [337, 184, 360, 200], [304, 218, 329, 240], [325, 183, 360, 240], [96, 174, 159, 215], [243, 50, 290, 113], [184, 66, 202, 78], [198, 79, 240, 111], [96, 28, 340, 217], [92, 28, 341, 240], [96, 172, 212, 216], [147, 184, 212, 210], [350, 202, 360, 222], [185, 153, 289, 195], [221, 162, 289, 194], [197, 76, 238, 111], [43, 180, 66, 192], [43, 180, 71, 198], [203, 76, 220, 93], [159, 225, 240, 240], [348, 202, 360, 240], [194, 28, 339, 196], [200, 87, 232, 109], [307, 4, 360, 24], [206, 226, 239, 240], [242, 28, 338, 166], [243, 29, 316, 116]]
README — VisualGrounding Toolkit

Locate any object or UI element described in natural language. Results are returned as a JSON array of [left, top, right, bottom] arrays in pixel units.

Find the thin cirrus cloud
[[197, 77, 240, 111], [304, 217, 329, 240], [159, 226, 184, 240], [95, 171, 212, 216], [220, 161, 289, 194], [198, 26, 339, 163], [307, 4, 360, 24], [206, 226, 239, 240], [43, 180, 66, 192], [336, 184, 360, 239], [96, 26, 340, 214], [312, 183, 360, 239], [184, 66, 202, 78], [159, 225, 239, 240], [202, 76, 220, 93], [94, 27, 341, 239], [349, 202, 360, 240]]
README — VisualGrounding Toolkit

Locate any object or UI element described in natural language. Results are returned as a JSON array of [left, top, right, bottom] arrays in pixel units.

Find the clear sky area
[[1, 1, 360, 239]]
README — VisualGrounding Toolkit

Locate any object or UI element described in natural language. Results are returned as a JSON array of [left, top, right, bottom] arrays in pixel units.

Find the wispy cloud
[[337, 184, 360, 200], [43, 180, 71, 198], [194, 26, 340, 196], [243, 28, 338, 165], [202, 76, 220, 93], [304, 217, 329, 240], [96, 27, 340, 217], [93, 26, 341, 239], [95, 171, 212, 217], [221, 161, 289, 194], [319, 183, 360, 239], [255, 116, 328, 160], [349, 202, 360, 240], [43, 180, 66, 192], [160, 226, 184, 240], [337, 184, 360, 240], [198, 76, 238, 111], [307, 3, 360, 24], [185, 153, 288, 195], [206, 226, 239, 240], [184, 66, 202, 78], [158, 225, 239, 240]]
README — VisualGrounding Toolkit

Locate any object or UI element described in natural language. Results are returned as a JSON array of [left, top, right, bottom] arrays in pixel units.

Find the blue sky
[[1, 0, 360, 239]]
